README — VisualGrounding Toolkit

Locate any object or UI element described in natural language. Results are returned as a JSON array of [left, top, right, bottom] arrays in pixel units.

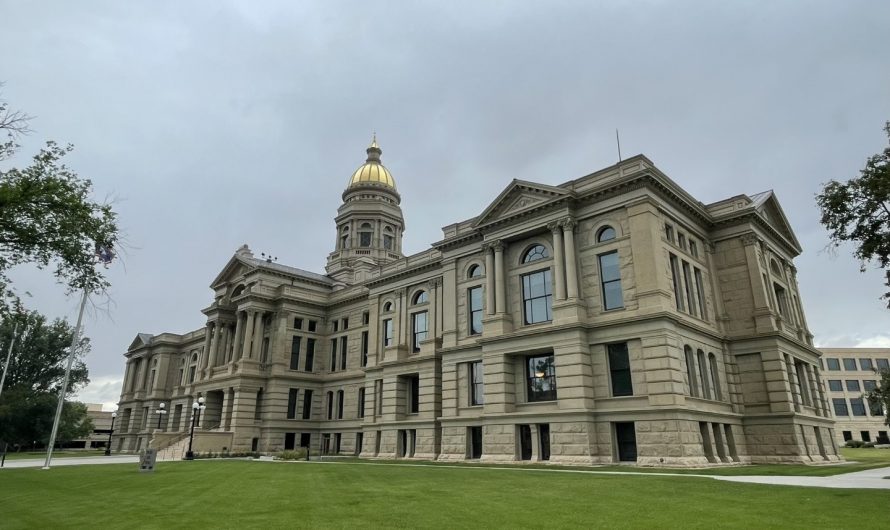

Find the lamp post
[[155, 402, 167, 430], [184, 397, 205, 460], [104, 412, 116, 456]]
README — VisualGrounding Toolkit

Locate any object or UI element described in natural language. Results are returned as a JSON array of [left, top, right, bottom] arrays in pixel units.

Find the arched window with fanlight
[[412, 291, 428, 305], [467, 264, 484, 278], [597, 225, 616, 243], [359, 222, 373, 248], [383, 226, 394, 251], [522, 244, 549, 264]]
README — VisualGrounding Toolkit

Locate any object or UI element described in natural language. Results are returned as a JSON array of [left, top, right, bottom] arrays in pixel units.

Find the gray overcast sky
[[2, 1, 889, 408]]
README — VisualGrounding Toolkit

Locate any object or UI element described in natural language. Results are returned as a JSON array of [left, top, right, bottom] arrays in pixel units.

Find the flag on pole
[[95, 242, 115, 268]]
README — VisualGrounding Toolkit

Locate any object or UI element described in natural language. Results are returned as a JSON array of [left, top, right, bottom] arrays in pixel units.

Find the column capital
[[740, 233, 762, 247], [547, 221, 562, 233], [559, 218, 576, 231], [490, 240, 506, 252], [393, 288, 406, 298], [428, 277, 442, 289]]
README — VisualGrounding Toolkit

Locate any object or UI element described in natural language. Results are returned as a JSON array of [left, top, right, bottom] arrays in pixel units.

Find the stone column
[[548, 222, 566, 301], [241, 310, 255, 360], [806, 363, 822, 414], [232, 312, 245, 360], [206, 323, 219, 368], [251, 311, 265, 360], [493, 241, 506, 314], [562, 219, 580, 299], [220, 325, 231, 364], [201, 324, 213, 374], [428, 278, 440, 340], [484, 244, 495, 315]]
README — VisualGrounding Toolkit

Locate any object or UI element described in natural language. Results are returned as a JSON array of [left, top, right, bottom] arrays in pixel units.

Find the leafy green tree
[[817, 121, 890, 305], [0, 90, 119, 316], [0, 309, 92, 449], [867, 369, 890, 433]]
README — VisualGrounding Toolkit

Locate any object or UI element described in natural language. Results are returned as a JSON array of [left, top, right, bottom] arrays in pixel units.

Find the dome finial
[[366, 132, 382, 163]]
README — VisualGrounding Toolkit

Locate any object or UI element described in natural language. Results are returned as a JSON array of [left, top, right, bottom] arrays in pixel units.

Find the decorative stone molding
[[740, 233, 762, 247], [428, 277, 442, 289], [547, 221, 561, 233], [490, 240, 506, 252], [559, 218, 576, 231]]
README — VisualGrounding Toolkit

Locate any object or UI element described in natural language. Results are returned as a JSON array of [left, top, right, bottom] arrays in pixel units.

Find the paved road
[[1, 455, 139, 469]]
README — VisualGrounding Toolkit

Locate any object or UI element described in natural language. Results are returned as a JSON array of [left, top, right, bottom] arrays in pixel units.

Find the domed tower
[[326, 136, 406, 284]]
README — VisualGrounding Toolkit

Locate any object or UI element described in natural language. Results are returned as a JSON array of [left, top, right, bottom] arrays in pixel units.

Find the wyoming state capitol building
[[114, 138, 840, 466]]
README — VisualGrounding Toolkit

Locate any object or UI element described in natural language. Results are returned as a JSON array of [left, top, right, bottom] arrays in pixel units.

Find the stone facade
[[114, 140, 840, 465], [818, 348, 889, 445]]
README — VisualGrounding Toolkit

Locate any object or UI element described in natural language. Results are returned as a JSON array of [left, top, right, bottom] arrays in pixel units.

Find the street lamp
[[155, 402, 167, 430], [184, 396, 205, 460], [104, 411, 117, 456]]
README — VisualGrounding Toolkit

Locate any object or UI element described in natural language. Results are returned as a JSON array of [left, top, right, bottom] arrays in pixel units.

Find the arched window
[[383, 301, 393, 312], [232, 284, 245, 297], [383, 226, 394, 251], [522, 244, 549, 264], [708, 353, 722, 401], [468, 264, 484, 278], [337, 390, 344, 419], [359, 222, 373, 248], [412, 290, 428, 305], [326, 391, 334, 420], [684, 346, 699, 397], [597, 226, 616, 243], [697, 349, 711, 399], [770, 259, 782, 277]]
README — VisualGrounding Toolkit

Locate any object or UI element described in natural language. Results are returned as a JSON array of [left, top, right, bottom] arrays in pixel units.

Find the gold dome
[[347, 134, 396, 189]]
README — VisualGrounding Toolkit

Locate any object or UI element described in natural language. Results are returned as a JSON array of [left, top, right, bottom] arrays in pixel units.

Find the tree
[[0, 89, 119, 316], [817, 121, 890, 305], [0, 309, 92, 449], [867, 368, 890, 433]]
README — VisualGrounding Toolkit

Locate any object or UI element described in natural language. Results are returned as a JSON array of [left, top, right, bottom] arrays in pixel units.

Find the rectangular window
[[358, 387, 366, 418], [694, 268, 707, 319], [664, 223, 674, 243], [827, 358, 840, 371], [846, 380, 861, 392], [302, 390, 313, 419], [682, 261, 696, 317], [470, 361, 484, 406], [828, 380, 843, 392], [615, 422, 638, 462], [287, 388, 299, 419], [773, 283, 789, 318], [308, 320, 317, 332], [832, 398, 849, 416], [689, 240, 698, 258], [330, 339, 337, 371], [468, 426, 483, 459], [860, 358, 874, 371], [412, 311, 428, 352], [526, 354, 557, 402], [408, 374, 420, 414], [333, 321, 339, 332], [869, 397, 884, 416], [608, 343, 633, 397], [842, 430, 852, 441], [361, 331, 369, 367], [362, 311, 370, 325], [864, 380, 877, 392], [337, 390, 344, 420], [375, 379, 383, 416], [305, 338, 315, 371], [794, 361, 811, 406], [342, 318, 349, 330], [678, 233, 687, 250], [599, 251, 623, 310], [294, 318, 303, 330], [522, 269, 553, 324], [284, 433, 296, 450], [383, 319, 394, 347], [877, 358, 889, 370], [290, 336, 301, 370], [669, 254, 684, 312], [468, 286, 483, 335], [843, 358, 857, 371], [340, 336, 348, 370], [850, 398, 867, 416]]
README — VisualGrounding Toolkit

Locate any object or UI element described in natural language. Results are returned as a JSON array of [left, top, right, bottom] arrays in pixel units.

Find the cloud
[[71, 376, 123, 411]]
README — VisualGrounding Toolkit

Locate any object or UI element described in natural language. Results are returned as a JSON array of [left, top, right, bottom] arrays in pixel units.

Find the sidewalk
[[1, 455, 139, 469], [714, 465, 890, 489]]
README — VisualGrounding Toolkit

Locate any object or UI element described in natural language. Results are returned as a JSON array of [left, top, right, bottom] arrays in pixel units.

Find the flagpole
[[42, 288, 89, 470], [0, 321, 19, 400]]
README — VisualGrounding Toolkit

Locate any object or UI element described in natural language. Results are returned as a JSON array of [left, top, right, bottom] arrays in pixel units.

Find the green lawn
[[0, 460, 888, 529], [2, 450, 106, 461]]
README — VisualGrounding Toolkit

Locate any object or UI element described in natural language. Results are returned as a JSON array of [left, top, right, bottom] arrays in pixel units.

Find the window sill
[[521, 399, 558, 405]]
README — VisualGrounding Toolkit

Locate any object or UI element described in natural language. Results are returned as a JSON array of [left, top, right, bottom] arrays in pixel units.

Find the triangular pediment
[[209, 255, 254, 289], [754, 192, 802, 252], [474, 179, 571, 227], [127, 333, 153, 351]]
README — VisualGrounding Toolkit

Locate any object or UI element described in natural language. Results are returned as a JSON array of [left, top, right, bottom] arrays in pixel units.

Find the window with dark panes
[[850, 398, 867, 416], [846, 380, 861, 392], [869, 397, 884, 416], [361, 331, 369, 367], [864, 380, 877, 392], [284, 433, 296, 450], [408, 374, 420, 414], [828, 380, 843, 392], [305, 338, 315, 371], [287, 388, 299, 419], [290, 336, 301, 370], [362, 311, 370, 325], [340, 336, 348, 370], [694, 268, 707, 319], [343, 318, 349, 330], [468, 286, 483, 335], [330, 339, 337, 371], [326, 391, 334, 420], [608, 343, 633, 397], [877, 358, 889, 370], [843, 358, 857, 371], [412, 312, 428, 352], [383, 319, 394, 347], [526, 354, 556, 402], [599, 252, 623, 310], [669, 254, 684, 312], [832, 398, 849, 416], [522, 269, 553, 324], [860, 358, 874, 371], [470, 361, 484, 405], [302, 390, 313, 419], [294, 318, 303, 330], [337, 390, 344, 419], [826, 358, 840, 371], [358, 387, 366, 418], [308, 320, 317, 332]]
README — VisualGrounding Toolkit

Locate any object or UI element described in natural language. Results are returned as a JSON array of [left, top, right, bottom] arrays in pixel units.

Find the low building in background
[[68, 403, 115, 450], [819, 348, 889, 444]]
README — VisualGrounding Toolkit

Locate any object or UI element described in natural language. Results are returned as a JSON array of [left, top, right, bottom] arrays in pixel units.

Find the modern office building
[[114, 139, 840, 465], [819, 348, 889, 444]]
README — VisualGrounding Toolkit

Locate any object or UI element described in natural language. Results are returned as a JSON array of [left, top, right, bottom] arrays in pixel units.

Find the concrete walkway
[[714, 465, 890, 489], [0, 455, 139, 469]]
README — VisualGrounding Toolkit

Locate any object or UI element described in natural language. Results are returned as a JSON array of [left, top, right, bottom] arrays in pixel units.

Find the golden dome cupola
[[347, 134, 396, 190]]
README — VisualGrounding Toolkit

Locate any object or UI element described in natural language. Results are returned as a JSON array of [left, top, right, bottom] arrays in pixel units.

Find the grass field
[[1, 458, 888, 529], [2, 450, 106, 461]]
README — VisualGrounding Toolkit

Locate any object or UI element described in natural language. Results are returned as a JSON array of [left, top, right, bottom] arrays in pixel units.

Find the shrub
[[278, 449, 308, 460], [845, 440, 865, 448]]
